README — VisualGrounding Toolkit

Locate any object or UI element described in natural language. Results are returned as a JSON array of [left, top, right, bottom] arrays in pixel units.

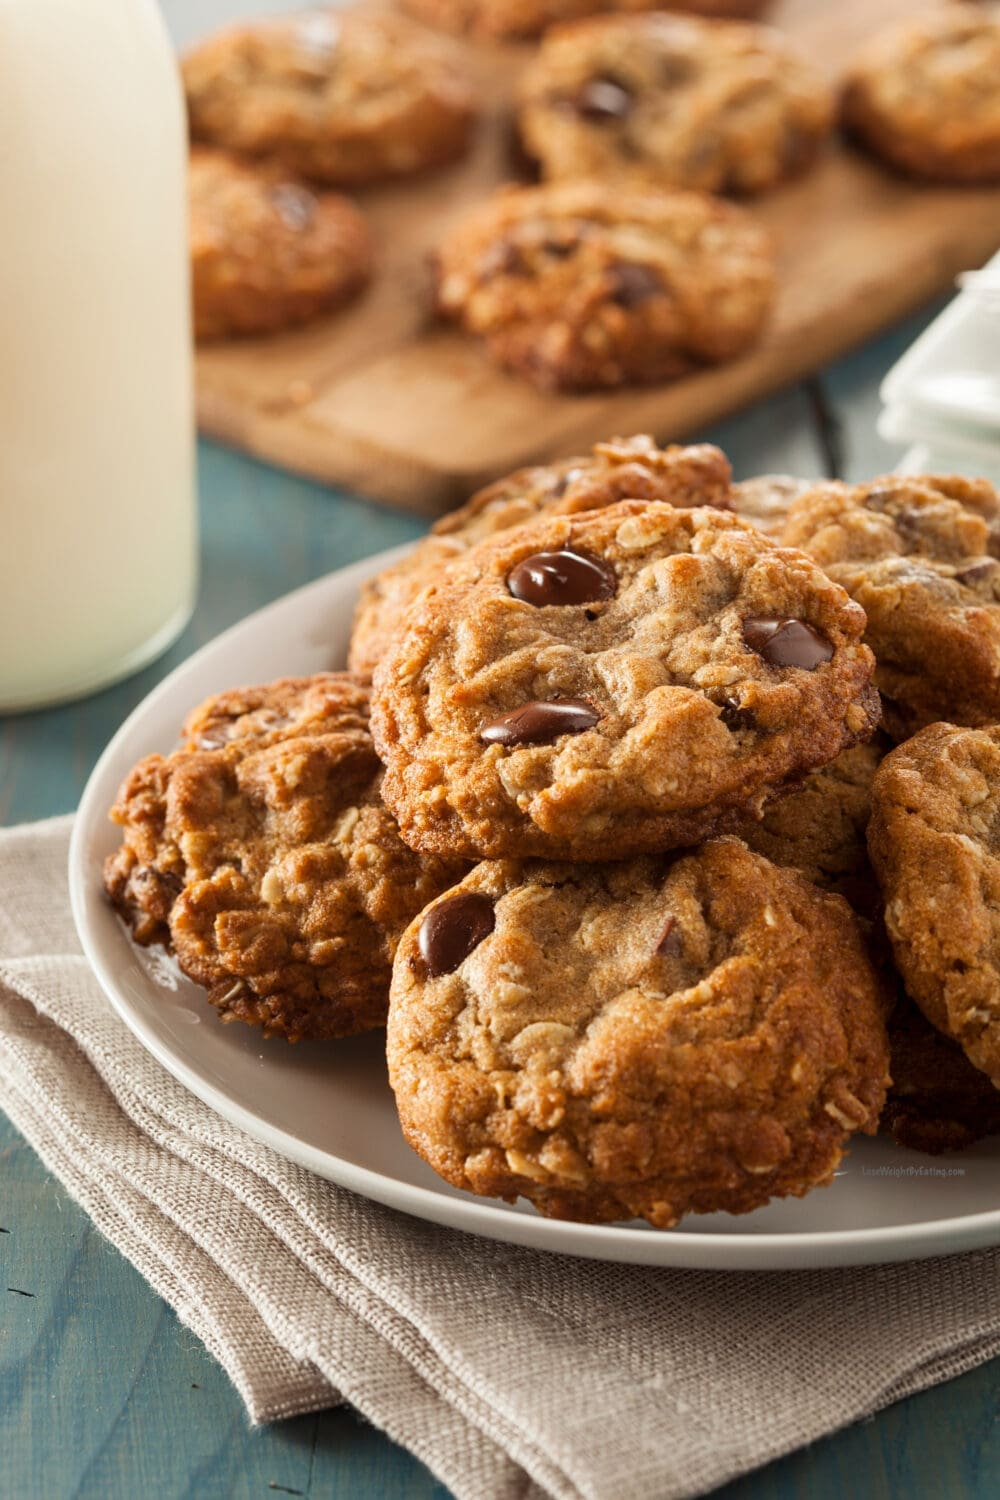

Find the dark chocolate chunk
[[609, 262, 664, 308], [863, 485, 900, 511], [195, 722, 240, 750], [506, 547, 617, 607], [197, 707, 291, 749], [419, 892, 495, 978], [656, 915, 682, 957], [719, 696, 755, 731], [549, 467, 582, 498], [269, 184, 316, 231], [742, 617, 834, 670], [571, 76, 633, 121], [955, 558, 999, 586], [479, 698, 600, 746], [478, 240, 528, 279]]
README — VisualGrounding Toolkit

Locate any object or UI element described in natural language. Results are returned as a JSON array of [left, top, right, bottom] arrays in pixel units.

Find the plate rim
[[69, 547, 1000, 1270]]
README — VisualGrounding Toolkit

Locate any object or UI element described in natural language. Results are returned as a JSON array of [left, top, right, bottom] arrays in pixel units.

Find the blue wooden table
[[2, 311, 998, 1499]]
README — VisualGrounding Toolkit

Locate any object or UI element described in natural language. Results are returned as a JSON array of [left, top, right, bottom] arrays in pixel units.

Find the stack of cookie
[[101, 440, 1000, 1228], [182, 9, 478, 339]]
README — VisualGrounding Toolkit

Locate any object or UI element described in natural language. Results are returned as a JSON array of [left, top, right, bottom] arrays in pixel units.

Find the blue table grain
[[2, 309, 998, 1500]]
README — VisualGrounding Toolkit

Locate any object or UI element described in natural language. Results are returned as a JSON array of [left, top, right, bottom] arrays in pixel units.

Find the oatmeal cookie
[[433, 179, 775, 390], [400, 0, 769, 44], [183, 10, 475, 186], [882, 993, 1000, 1154], [782, 473, 1000, 737], [371, 500, 880, 862], [387, 840, 890, 1226], [867, 721, 1000, 1089], [190, 148, 371, 341], [518, 14, 833, 195], [735, 736, 887, 915], [729, 474, 812, 539], [842, 7, 1000, 183], [104, 674, 465, 1041], [348, 435, 732, 677]]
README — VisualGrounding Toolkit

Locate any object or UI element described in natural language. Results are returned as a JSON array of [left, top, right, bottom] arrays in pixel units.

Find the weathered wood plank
[[190, 0, 1000, 513]]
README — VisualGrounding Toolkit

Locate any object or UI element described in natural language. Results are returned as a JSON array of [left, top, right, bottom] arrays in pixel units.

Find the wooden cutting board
[[194, 0, 1000, 514]]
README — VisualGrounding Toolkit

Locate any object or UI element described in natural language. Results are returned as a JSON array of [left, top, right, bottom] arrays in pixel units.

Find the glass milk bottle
[[0, 0, 196, 712]]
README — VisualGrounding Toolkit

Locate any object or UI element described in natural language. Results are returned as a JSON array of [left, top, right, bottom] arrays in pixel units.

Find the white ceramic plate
[[70, 547, 1000, 1269]]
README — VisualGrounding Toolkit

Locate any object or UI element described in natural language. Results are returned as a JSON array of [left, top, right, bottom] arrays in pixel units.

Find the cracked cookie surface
[[518, 14, 833, 195], [349, 436, 732, 677], [868, 721, 1000, 1089], [104, 674, 466, 1041], [183, 10, 475, 185], [842, 7, 1000, 183], [371, 500, 879, 862], [387, 839, 890, 1226], [782, 473, 1000, 738], [432, 179, 775, 390], [190, 147, 371, 340]]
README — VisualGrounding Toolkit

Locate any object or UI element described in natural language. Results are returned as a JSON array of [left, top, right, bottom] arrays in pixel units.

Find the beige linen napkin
[[2, 816, 999, 1500]]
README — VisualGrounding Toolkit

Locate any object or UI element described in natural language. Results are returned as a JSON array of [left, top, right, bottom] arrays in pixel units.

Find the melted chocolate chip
[[132, 866, 183, 919], [571, 76, 633, 121], [549, 467, 582, 498], [656, 915, 682, 957], [955, 558, 999, 586], [609, 262, 664, 308], [506, 547, 617, 607], [269, 184, 316, 231], [197, 707, 291, 749], [419, 892, 495, 978], [742, 617, 834, 670], [197, 727, 232, 750], [543, 238, 577, 260], [719, 696, 755, 731], [478, 240, 527, 279], [891, 508, 925, 541], [479, 698, 600, 746], [863, 485, 899, 510]]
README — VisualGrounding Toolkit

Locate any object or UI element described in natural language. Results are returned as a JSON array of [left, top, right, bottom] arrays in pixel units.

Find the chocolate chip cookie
[[842, 7, 1000, 183], [867, 721, 1000, 1090], [782, 473, 1000, 738], [190, 148, 371, 341], [729, 474, 812, 539], [401, 0, 769, 44], [882, 993, 1000, 1155], [349, 436, 733, 677], [183, 10, 476, 186], [104, 674, 466, 1042], [518, 14, 834, 195], [433, 180, 775, 390], [387, 839, 890, 1226], [735, 736, 887, 916], [371, 500, 879, 862]]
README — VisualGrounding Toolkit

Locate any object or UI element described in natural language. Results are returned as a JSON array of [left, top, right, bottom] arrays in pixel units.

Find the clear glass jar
[[0, 0, 197, 712]]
